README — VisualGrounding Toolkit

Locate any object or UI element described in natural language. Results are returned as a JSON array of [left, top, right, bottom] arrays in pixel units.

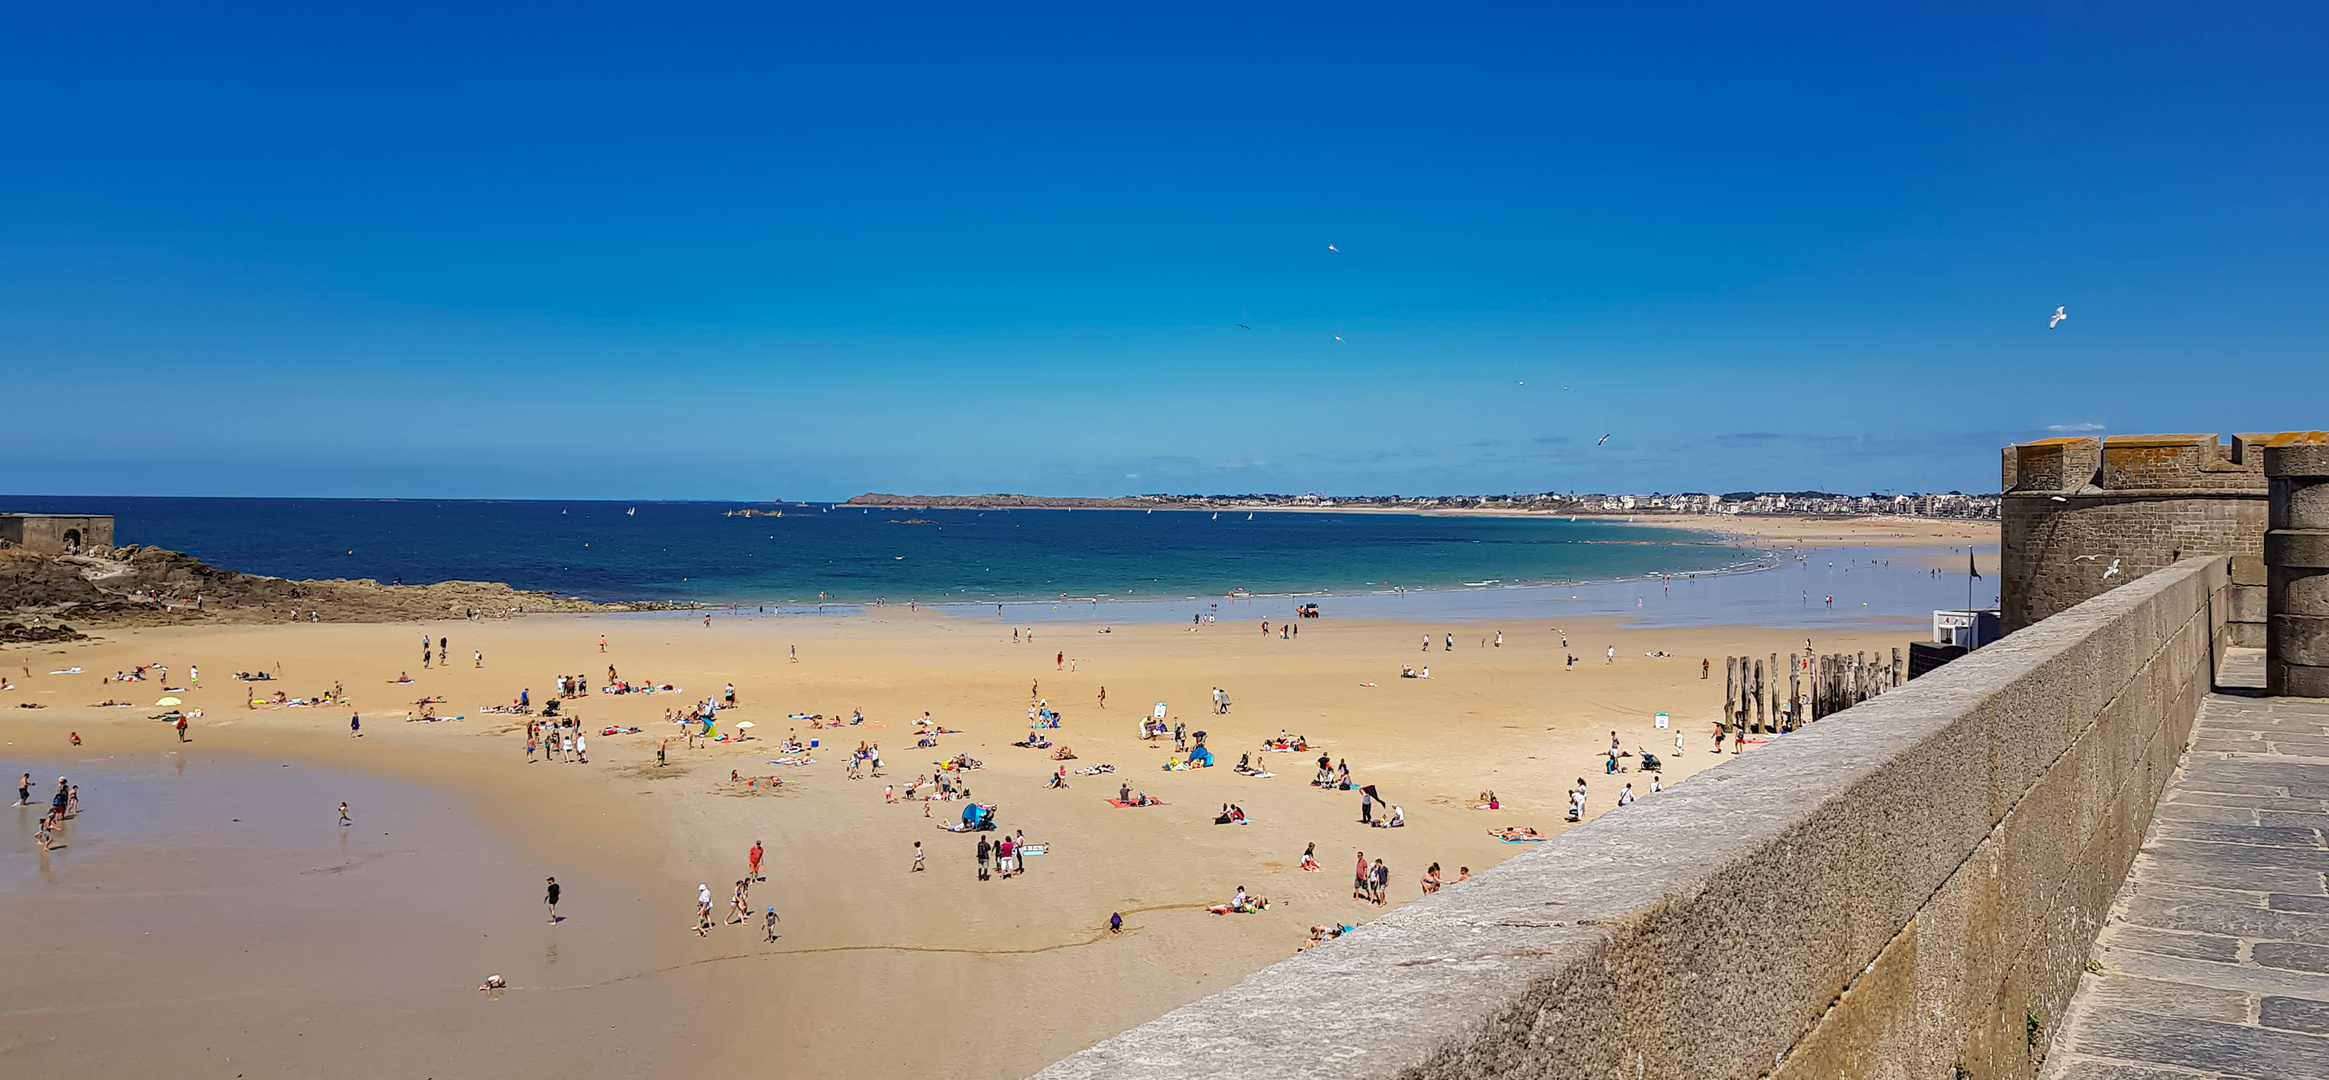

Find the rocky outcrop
[[0, 546, 662, 625]]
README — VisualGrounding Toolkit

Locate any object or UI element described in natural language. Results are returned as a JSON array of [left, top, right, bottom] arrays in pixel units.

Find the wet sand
[[3, 605, 1929, 1077]]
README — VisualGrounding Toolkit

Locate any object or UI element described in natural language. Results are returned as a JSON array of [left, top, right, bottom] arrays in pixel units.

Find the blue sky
[[4, 3, 2324, 500]]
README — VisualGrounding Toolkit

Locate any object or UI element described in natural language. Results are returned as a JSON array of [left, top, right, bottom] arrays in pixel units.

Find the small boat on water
[[627, 507, 636, 516]]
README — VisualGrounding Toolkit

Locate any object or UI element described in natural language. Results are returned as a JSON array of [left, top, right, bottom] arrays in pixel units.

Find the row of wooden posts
[[1722, 648, 1905, 733]]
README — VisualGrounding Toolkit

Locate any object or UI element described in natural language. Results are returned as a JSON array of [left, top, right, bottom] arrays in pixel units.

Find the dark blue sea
[[0, 497, 1756, 601], [3, 497, 1997, 627]]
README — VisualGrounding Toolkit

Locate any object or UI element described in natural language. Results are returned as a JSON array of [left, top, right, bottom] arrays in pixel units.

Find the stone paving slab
[[2044, 652, 2329, 1079]]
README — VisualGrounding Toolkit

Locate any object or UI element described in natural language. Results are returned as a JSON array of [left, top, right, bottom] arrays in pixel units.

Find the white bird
[[2049, 306, 2067, 328], [1327, 245, 1339, 252], [1334, 335, 1343, 342], [1516, 380, 1525, 385], [2103, 558, 2122, 579], [1597, 434, 1612, 445], [2072, 554, 2103, 562]]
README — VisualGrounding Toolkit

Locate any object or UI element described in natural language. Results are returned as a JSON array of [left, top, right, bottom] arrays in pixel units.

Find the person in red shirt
[[748, 840, 764, 882]]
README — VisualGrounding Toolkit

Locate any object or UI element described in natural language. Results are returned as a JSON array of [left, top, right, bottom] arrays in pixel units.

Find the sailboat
[[1212, 512, 1219, 520], [1247, 513, 1254, 521], [627, 507, 636, 516]]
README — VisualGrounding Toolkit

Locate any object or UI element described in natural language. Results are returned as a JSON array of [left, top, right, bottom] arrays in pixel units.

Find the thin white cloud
[[2046, 423, 2106, 433]]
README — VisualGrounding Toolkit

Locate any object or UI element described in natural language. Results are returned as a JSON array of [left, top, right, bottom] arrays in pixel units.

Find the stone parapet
[[1999, 433, 2325, 637], [1034, 557, 2237, 1080]]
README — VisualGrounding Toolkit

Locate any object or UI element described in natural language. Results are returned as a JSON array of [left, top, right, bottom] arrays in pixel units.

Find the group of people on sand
[[23, 774, 76, 851], [1312, 753, 1352, 789], [1209, 884, 1267, 914], [526, 717, 589, 763], [845, 742, 884, 780], [974, 830, 1036, 880]]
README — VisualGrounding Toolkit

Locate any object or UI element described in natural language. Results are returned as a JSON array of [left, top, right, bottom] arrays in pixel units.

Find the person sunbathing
[[1490, 826, 1544, 840], [1477, 790, 1501, 810], [1051, 746, 1075, 760]]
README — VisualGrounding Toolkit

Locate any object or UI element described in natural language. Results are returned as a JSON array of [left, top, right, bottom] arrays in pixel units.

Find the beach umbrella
[[155, 696, 182, 706], [735, 721, 755, 729]]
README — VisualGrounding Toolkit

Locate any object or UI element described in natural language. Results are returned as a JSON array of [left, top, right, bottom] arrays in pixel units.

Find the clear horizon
[[5, 4, 2323, 501]]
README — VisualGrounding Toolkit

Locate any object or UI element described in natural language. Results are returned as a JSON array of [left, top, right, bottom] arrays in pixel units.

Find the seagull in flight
[[1327, 245, 1339, 253], [2102, 558, 2122, 579], [1334, 335, 1343, 342], [2072, 554, 2104, 562], [1237, 324, 1250, 329], [2049, 306, 2068, 328], [1597, 434, 1612, 445]]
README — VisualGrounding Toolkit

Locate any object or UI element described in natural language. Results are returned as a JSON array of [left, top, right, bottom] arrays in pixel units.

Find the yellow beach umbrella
[[155, 697, 182, 706]]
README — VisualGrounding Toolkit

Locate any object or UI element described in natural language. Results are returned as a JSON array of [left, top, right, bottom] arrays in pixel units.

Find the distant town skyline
[[5, 4, 2325, 501]]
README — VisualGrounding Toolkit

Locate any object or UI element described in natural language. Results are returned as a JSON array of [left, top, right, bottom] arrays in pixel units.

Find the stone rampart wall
[[1998, 434, 2306, 641], [1035, 557, 2235, 1080], [0, 514, 114, 555]]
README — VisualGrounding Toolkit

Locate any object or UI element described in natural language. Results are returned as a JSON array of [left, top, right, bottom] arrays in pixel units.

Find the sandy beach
[[0, 594, 1934, 1078]]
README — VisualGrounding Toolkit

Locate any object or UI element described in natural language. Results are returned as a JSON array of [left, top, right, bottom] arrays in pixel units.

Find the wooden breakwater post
[[1725, 648, 1903, 728]]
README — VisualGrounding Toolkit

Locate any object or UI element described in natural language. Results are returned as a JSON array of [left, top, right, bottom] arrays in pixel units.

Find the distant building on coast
[[0, 513, 113, 555]]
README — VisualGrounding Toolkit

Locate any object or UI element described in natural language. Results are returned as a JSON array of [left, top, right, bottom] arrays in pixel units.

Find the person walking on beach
[[1445, 634, 1453, 652], [976, 836, 992, 881], [1097, 685, 1106, 709], [350, 713, 361, 737], [912, 840, 924, 872], [764, 905, 780, 941], [16, 774, 28, 807], [728, 880, 751, 924], [1606, 645, 1615, 665], [1014, 829, 1030, 876], [175, 714, 188, 742], [1353, 851, 1368, 900], [474, 650, 483, 668], [749, 840, 765, 882], [697, 883, 713, 923], [339, 801, 351, 826], [545, 877, 562, 922], [1371, 859, 1389, 905]]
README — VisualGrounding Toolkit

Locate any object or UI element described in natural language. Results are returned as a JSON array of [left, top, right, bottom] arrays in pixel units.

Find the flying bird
[[1327, 245, 1339, 252], [2102, 558, 2122, 579], [1516, 380, 1525, 385], [2072, 554, 2104, 562], [1597, 434, 1612, 445], [1237, 324, 1250, 329], [1334, 335, 1343, 342], [2049, 306, 2067, 328]]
